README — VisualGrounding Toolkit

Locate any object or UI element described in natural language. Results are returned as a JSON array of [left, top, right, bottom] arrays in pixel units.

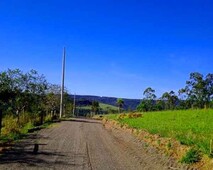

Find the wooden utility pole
[[60, 47, 66, 118]]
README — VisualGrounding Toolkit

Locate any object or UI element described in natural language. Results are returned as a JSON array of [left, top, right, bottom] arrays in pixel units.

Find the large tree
[[91, 101, 100, 115], [116, 98, 124, 113], [137, 87, 156, 112], [161, 91, 178, 110], [205, 73, 213, 105], [180, 72, 213, 108], [0, 69, 48, 126], [143, 87, 156, 100], [44, 84, 61, 117]]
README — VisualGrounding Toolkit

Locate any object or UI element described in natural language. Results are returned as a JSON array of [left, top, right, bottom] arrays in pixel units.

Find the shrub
[[32, 116, 41, 126], [44, 114, 52, 122], [18, 112, 32, 127], [128, 113, 143, 118], [181, 148, 201, 164], [2, 115, 20, 135], [117, 113, 126, 119], [21, 122, 34, 134]]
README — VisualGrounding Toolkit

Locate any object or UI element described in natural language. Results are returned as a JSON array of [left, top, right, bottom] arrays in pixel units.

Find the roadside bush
[[18, 112, 32, 127], [181, 147, 201, 164], [117, 113, 126, 119], [32, 115, 41, 126], [128, 113, 143, 118], [117, 113, 143, 119], [2, 115, 20, 135], [21, 121, 34, 134], [44, 114, 52, 122]]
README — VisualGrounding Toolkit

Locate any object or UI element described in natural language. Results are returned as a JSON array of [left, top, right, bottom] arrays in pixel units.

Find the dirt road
[[0, 118, 187, 170]]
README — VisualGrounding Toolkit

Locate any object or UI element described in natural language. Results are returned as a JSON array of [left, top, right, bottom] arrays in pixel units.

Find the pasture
[[105, 109, 213, 156]]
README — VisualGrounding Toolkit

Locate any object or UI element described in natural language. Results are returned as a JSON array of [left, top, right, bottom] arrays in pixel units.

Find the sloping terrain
[[70, 95, 141, 110]]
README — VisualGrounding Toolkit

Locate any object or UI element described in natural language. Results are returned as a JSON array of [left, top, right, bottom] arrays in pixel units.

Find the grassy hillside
[[70, 95, 140, 110], [105, 109, 213, 156], [77, 103, 118, 110], [75, 102, 118, 116], [99, 103, 118, 110]]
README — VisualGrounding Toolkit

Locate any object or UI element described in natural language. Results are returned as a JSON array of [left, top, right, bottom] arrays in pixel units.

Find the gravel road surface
[[0, 118, 187, 170]]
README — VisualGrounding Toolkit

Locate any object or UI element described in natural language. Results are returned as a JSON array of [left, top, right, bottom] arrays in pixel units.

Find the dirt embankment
[[103, 118, 213, 170]]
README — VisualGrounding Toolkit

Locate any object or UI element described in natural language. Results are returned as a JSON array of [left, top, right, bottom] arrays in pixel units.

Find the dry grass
[[117, 113, 143, 119]]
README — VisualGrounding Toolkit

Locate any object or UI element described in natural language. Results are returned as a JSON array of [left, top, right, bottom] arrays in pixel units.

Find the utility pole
[[60, 47, 66, 119], [73, 93, 76, 117]]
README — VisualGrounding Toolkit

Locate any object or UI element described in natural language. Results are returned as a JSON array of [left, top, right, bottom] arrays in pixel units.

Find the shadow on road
[[0, 130, 89, 169], [0, 133, 61, 168], [0, 118, 97, 169], [0, 144, 86, 168]]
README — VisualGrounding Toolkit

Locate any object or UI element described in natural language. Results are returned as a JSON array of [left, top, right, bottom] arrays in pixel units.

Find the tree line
[[137, 72, 213, 112], [0, 69, 73, 135]]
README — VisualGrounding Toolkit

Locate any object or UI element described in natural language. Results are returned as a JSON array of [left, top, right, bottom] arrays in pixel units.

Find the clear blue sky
[[0, 0, 213, 99]]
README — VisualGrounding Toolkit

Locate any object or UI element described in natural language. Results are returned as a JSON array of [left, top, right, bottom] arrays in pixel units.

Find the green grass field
[[105, 109, 213, 156], [99, 103, 118, 110], [77, 103, 118, 111]]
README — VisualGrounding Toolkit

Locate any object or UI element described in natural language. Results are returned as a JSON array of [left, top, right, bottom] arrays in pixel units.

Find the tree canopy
[[0, 68, 73, 135], [116, 98, 124, 113], [137, 72, 213, 112]]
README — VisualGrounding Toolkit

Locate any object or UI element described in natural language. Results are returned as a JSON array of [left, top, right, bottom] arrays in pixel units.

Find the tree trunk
[[0, 110, 2, 136], [17, 110, 20, 126], [40, 111, 44, 125]]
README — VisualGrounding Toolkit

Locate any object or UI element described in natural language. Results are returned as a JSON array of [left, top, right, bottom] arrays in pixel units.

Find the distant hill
[[69, 95, 141, 110]]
